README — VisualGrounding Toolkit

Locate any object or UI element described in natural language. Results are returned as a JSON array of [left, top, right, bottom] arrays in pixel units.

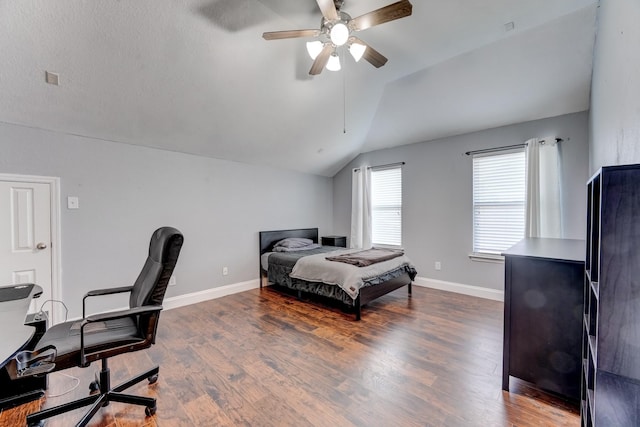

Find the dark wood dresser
[[502, 237, 585, 401]]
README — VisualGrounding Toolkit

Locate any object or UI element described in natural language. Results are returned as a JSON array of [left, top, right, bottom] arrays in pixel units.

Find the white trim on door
[[0, 173, 62, 324]]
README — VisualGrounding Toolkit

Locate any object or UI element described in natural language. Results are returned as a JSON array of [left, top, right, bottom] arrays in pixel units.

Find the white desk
[[0, 284, 45, 409], [0, 284, 42, 367]]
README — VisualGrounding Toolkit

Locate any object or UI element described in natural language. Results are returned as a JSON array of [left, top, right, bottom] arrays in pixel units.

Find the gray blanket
[[325, 248, 404, 267]]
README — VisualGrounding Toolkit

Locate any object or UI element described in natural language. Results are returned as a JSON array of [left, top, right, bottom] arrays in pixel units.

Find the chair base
[[26, 359, 158, 427]]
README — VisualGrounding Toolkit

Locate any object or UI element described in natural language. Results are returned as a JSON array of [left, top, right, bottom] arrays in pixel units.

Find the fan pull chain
[[343, 49, 347, 134]]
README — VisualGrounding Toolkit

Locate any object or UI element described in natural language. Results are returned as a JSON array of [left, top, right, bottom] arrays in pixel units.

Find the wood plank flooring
[[0, 286, 579, 426]]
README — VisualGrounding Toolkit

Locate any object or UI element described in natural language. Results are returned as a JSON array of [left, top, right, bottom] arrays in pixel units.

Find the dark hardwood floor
[[0, 286, 579, 426]]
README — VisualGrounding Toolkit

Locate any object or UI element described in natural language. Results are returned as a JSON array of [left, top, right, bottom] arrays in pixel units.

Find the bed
[[259, 228, 416, 320]]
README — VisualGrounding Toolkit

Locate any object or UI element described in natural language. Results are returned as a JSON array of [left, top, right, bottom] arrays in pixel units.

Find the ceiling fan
[[262, 0, 413, 75]]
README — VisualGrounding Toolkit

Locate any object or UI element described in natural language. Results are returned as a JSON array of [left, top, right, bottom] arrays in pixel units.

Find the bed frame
[[259, 228, 412, 320]]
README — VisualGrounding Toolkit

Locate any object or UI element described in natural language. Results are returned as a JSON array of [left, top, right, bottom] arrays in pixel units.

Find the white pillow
[[273, 237, 314, 249]]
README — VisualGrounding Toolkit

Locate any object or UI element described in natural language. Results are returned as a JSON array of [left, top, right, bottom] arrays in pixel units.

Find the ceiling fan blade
[[262, 29, 320, 40], [348, 0, 413, 32], [309, 44, 333, 75], [316, 0, 339, 21], [351, 37, 388, 68]]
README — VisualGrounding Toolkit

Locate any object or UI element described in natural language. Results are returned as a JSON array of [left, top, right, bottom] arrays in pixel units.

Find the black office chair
[[13, 227, 183, 427]]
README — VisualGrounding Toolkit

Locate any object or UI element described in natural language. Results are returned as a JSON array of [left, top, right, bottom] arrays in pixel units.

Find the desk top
[[0, 284, 42, 367], [503, 238, 586, 264]]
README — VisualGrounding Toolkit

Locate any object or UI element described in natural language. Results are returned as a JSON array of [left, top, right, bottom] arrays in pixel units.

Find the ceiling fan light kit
[[326, 53, 342, 71], [306, 41, 324, 60], [329, 22, 349, 46], [263, 0, 413, 76], [348, 41, 366, 62]]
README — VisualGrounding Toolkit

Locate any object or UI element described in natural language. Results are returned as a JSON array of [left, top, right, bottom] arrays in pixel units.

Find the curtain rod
[[464, 138, 563, 156], [367, 161, 405, 170]]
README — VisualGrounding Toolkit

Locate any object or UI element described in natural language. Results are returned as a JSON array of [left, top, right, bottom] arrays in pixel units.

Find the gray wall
[[589, 0, 640, 172], [0, 122, 333, 317], [333, 112, 590, 291]]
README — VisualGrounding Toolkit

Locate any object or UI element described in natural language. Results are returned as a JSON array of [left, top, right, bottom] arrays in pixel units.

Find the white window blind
[[473, 150, 525, 254], [371, 167, 402, 247]]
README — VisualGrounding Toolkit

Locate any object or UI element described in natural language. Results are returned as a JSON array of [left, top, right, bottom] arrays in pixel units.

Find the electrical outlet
[[168, 276, 176, 286], [435, 261, 441, 271], [222, 267, 228, 276]]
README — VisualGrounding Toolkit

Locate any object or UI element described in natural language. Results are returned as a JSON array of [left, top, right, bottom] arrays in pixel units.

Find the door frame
[[0, 173, 62, 324]]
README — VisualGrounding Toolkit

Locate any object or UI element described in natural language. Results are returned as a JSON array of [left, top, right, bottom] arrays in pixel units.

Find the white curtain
[[350, 167, 372, 249], [525, 137, 562, 238]]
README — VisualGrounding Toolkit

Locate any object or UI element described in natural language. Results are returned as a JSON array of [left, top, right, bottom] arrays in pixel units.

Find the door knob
[[36, 242, 48, 250]]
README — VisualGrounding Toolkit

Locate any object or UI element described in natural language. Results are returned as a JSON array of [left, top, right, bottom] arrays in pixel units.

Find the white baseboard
[[65, 277, 500, 323], [163, 279, 261, 311], [61, 279, 261, 324], [413, 276, 504, 302]]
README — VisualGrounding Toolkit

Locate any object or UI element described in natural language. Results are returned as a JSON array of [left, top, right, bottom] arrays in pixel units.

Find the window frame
[[470, 148, 526, 261], [370, 165, 403, 248]]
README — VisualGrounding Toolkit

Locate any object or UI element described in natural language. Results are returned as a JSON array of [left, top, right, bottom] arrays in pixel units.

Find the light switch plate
[[67, 196, 79, 209]]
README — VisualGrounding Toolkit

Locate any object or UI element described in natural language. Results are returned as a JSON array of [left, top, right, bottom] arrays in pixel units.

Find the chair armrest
[[84, 305, 162, 324], [83, 286, 133, 317], [85, 286, 133, 297], [79, 305, 163, 366]]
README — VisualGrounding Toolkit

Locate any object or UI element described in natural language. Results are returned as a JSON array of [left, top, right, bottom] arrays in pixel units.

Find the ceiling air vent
[[45, 71, 59, 86]]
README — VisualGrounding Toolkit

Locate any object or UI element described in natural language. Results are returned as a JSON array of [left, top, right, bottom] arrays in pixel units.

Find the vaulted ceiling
[[0, 0, 597, 176]]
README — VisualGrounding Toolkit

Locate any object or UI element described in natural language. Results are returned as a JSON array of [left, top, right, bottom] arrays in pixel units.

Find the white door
[[0, 181, 53, 314]]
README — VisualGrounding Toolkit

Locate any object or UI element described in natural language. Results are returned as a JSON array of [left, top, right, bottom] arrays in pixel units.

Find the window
[[371, 166, 402, 247], [472, 150, 525, 256]]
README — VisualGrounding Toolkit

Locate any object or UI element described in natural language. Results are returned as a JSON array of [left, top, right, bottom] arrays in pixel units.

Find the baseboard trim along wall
[[163, 276, 503, 312], [163, 279, 261, 311], [413, 276, 504, 302], [67, 277, 501, 321], [62, 280, 262, 323]]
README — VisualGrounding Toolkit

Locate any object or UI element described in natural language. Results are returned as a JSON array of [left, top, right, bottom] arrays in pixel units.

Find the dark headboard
[[259, 228, 319, 256]]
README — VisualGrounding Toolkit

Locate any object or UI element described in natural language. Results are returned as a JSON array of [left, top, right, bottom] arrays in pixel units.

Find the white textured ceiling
[[0, 0, 597, 176]]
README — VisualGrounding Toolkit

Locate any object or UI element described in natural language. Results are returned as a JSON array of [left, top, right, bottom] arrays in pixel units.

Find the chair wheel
[[148, 374, 158, 384], [145, 405, 157, 416], [89, 381, 99, 392]]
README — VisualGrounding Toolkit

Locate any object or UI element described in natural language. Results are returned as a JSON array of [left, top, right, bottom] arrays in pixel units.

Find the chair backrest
[[129, 227, 184, 310]]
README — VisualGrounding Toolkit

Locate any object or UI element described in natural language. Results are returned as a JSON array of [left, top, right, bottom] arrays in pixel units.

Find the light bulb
[[330, 23, 349, 46], [349, 42, 366, 62], [326, 54, 341, 71], [306, 41, 324, 60]]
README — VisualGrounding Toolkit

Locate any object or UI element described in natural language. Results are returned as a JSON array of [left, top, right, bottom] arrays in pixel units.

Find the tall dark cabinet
[[582, 165, 640, 426]]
